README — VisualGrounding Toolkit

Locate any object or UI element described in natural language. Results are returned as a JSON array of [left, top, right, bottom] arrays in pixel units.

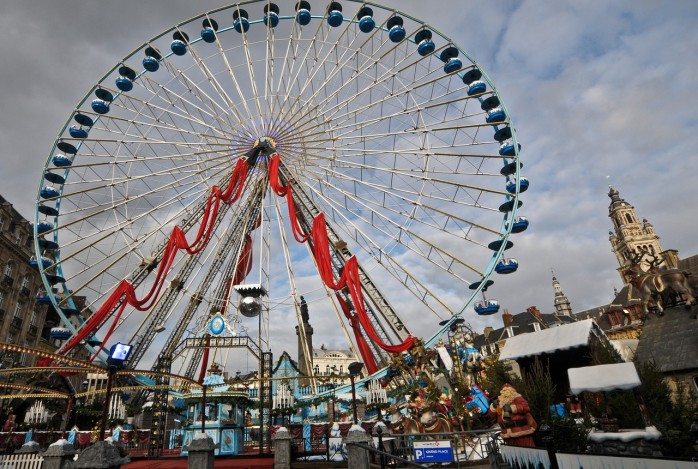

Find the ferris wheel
[[34, 0, 528, 384]]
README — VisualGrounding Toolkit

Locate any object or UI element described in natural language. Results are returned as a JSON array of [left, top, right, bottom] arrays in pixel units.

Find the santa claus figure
[[489, 384, 536, 447]]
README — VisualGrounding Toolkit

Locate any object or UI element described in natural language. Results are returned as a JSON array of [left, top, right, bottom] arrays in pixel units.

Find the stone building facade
[[0, 195, 56, 367]]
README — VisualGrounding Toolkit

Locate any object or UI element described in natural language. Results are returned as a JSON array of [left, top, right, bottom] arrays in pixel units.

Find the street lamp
[[101, 342, 133, 440], [347, 362, 363, 425]]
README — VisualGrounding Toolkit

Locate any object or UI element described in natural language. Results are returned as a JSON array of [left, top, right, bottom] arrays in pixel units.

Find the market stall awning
[[568, 362, 641, 395], [499, 319, 595, 361]]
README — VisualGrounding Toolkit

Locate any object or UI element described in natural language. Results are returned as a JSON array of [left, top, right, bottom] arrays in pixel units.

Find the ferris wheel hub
[[253, 136, 277, 154]]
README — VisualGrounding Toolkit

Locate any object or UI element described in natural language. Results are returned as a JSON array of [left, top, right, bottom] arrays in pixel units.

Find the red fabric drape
[[54, 159, 249, 361], [269, 153, 415, 355], [336, 294, 378, 374]]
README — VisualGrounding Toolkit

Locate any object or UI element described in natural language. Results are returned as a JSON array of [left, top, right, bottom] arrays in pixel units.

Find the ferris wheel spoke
[[53, 165, 232, 286], [305, 173, 491, 277], [177, 37, 254, 129], [295, 82, 481, 140], [113, 80, 239, 142], [49, 155, 231, 225], [301, 155, 508, 200], [282, 31, 443, 131]]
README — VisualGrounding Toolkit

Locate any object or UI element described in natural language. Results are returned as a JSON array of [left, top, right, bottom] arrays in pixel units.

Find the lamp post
[[101, 343, 133, 441], [347, 362, 363, 425]]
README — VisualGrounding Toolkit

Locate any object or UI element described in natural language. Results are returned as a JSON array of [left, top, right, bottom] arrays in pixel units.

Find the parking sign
[[414, 440, 453, 463]]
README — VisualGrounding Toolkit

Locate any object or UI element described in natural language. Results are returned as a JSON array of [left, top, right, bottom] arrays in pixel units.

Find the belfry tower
[[607, 186, 678, 283], [552, 272, 572, 317]]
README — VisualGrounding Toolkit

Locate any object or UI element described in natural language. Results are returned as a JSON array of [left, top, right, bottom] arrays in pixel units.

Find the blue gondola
[[474, 300, 500, 315], [37, 221, 53, 234], [38, 238, 59, 250], [499, 199, 523, 213], [38, 205, 59, 217], [469, 279, 494, 291], [69, 126, 88, 138], [171, 31, 190, 55], [500, 160, 522, 176], [468, 80, 487, 96], [115, 65, 137, 92], [506, 177, 529, 194], [40, 186, 60, 199], [44, 172, 65, 185], [327, 2, 343, 27], [50, 327, 72, 340], [264, 4, 280, 27], [115, 77, 133, 92], [233, 10, 250, 33], [487, 239, 513, 251], [296, 1, 311, 25], [415, 30, 435, 56], [29, 256, 53, 269], [386, 16, 405, 42], [52, 155, 72, 167], [74, 114, 94, 128], [439, 47, 462, 74], [357, 7, 374, 33], [47, 274, 66, 284], [486, 107, 506, 124], [91, 99, 109, 114], [201, 19, 219, 42], [143, 46, 162, 72], [499, 140, 521, 157], [36, 291, 60, 304], [495, 258, 518, 274], [510, 216, 529, 234]]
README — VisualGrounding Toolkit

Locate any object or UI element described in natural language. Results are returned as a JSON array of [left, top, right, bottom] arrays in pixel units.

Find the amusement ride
[[30, 0, 529, 454]]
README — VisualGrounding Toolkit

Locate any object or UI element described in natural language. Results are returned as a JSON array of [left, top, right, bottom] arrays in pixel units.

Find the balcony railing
[[2, 275, 13, 287], [20, 286, 30, 297], [10, 317, 22, 329]]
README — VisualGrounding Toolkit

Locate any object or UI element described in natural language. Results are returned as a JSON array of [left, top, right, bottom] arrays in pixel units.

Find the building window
[[0, 291, 4, 308], [15, 232, 23, 246], [13, 302, 22, 320], [0, 215, 4, 233], [626, 213, 633, 224], [21, 274, 30, 289], [30, 310, 38, 327], [531, 322, 541, 332], [4, 262, 13, 277]]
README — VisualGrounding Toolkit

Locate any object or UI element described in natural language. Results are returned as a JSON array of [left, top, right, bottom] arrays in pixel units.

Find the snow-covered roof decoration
[[588, 425, 661, 443], [499, 319, 596, 361], [568, 362, 641, 395]]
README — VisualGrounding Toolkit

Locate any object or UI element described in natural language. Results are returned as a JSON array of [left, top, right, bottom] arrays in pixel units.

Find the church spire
[[552, 271, 572, 317]]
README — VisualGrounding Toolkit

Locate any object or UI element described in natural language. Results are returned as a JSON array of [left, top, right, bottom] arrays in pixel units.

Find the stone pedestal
[[187, 434, 216, 469], [273, 427, 292, 469], [73, 440, 130, 469], [346, 425, 371, 469], [42, 439, 78, 469]]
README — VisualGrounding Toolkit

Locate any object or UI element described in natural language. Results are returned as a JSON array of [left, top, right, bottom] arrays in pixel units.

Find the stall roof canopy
[[568, 362, 641, 395], [499, 319, 596, 361]]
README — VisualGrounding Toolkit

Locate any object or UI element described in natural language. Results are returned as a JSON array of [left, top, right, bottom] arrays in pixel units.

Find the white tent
[[568, 362, 641, 395], [499, 319, 596, 361]]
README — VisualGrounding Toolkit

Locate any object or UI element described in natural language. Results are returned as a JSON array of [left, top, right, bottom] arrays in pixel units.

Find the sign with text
[[414, 440, 453, 463]]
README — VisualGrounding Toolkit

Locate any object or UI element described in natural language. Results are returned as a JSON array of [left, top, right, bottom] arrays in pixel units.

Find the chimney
[[502, 309, 513, 326], [483, 326, 494, 339], [527, 306, 542, 319]]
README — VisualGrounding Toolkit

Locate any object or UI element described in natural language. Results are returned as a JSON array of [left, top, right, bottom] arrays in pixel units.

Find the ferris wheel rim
[[34, 0, 524, 379]]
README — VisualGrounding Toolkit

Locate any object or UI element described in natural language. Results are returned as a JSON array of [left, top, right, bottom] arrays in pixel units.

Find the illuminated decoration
[[208, 314, 227, 336]]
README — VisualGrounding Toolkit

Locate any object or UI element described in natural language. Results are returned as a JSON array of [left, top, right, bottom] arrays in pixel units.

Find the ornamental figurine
[[489, 383, 537, 447]]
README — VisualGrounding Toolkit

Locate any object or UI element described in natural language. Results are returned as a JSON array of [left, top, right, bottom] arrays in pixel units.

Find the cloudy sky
[[1, 1, 697, 368]]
